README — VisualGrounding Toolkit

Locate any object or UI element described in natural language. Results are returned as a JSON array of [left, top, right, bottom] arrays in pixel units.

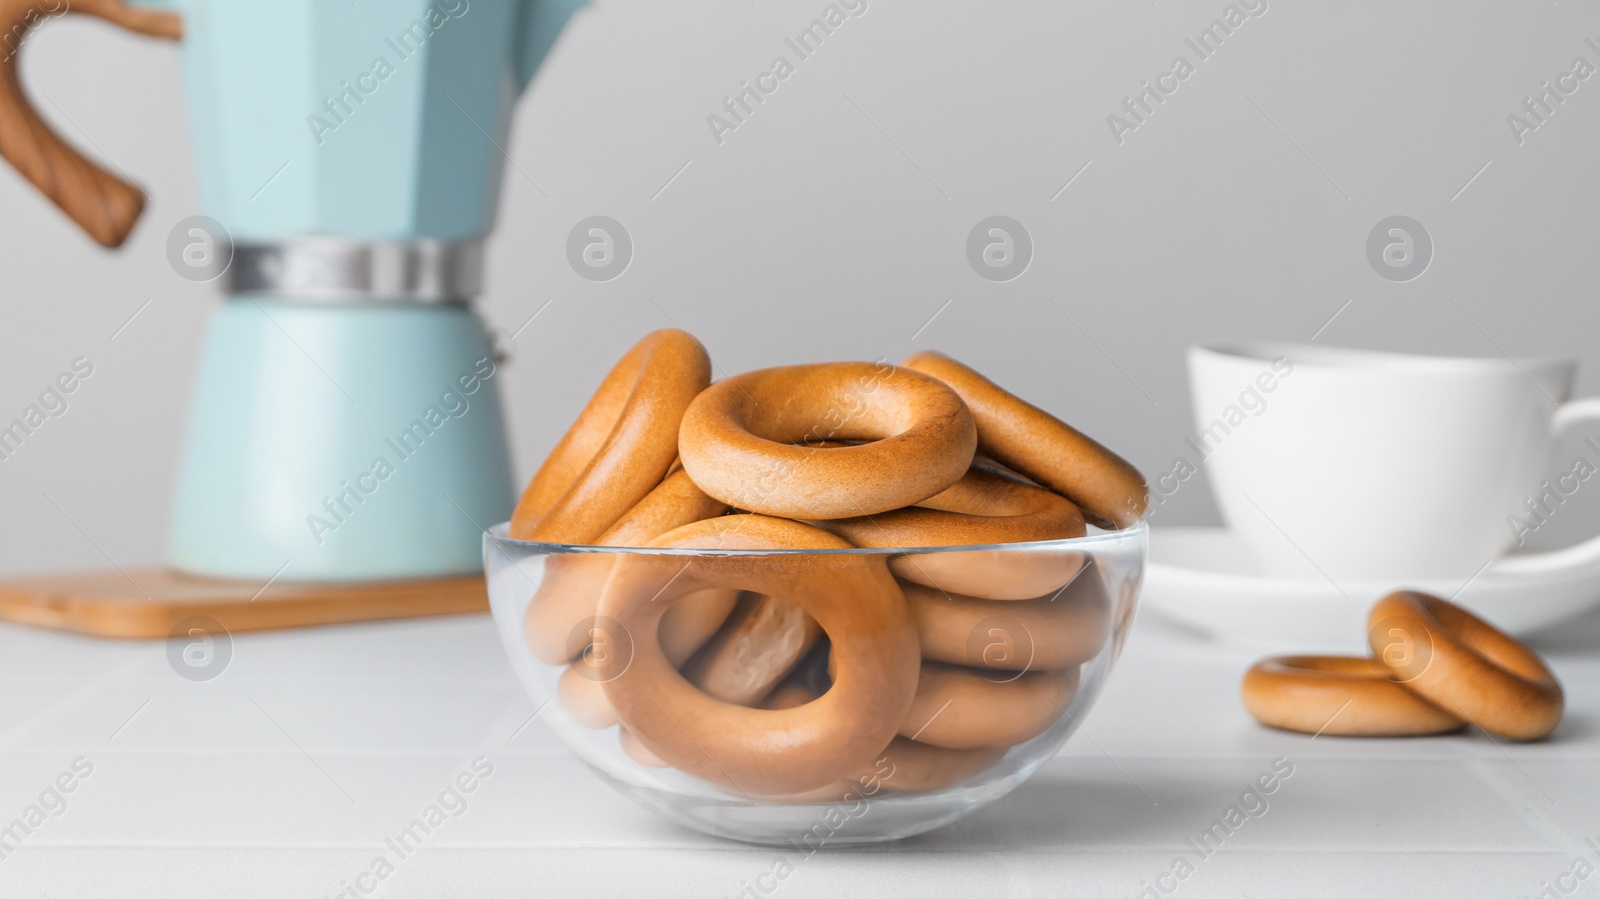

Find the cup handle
[[0, 0, 182, 248], [1490, 398, 1600, 575]]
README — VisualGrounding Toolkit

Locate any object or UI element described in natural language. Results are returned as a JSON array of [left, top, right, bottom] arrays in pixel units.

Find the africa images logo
[[1148, 356, 1293, 513], [1106, 0, 1269, 146], [0, 758, 94, 864], [0, 357, 94, 463], [705, 0, 869, 146], [305, 0, 472, 146], [305, 356, 497, 546], [1, 0, 66, 64], [1505, 36, 1600, 147]]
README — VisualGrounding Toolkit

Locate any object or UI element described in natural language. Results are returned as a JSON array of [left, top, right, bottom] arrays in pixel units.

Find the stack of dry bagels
[[1244, 591, 1564, 740], [510, 329, 1149, 798]]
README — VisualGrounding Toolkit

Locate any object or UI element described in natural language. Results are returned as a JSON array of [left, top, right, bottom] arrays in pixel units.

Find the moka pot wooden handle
[[0, 0, 181, 248]]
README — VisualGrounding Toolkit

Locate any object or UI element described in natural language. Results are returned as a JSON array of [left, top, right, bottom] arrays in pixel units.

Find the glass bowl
[[484, 519, 1146, 846]]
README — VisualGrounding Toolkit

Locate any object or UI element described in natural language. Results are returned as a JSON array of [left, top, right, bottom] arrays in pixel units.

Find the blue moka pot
[[0, 0, 582, 580]]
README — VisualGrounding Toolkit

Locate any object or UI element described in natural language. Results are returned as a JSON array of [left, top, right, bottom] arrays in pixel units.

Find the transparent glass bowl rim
[[484, 518, 1148, 558]]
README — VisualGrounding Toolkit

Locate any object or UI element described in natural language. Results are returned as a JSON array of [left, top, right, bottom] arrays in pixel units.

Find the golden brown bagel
[[1242, 655, 1467, 737], [820, 466, 1084, 547], [599, 515, 920, 796], [1368, 591, 1563, 740], [658, 588, 744, 666], [759, 661, 1009, 798], [898, 662, 1078, 750], [902, 351, 1147, 529], [678, 362, 976, 519], [760, 646, 834, 712], [816, 465, 1087, 599], [683, 593, 823, 706], [904, 578, 1109, 672], [764, 737, 1007, 800], [872, 738, 1007, 794], [524, 468, 732, 665], [555, 586, 743, 729], [512, 329, 711, 542], [619, 728, 670, 768], [558, 662, 621, 730]]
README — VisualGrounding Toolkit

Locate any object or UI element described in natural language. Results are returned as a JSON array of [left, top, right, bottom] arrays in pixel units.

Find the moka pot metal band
[[226, 238, 485, 304]]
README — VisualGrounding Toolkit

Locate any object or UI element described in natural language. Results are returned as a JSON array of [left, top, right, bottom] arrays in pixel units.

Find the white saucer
[[1143, 527, 1600, 652]]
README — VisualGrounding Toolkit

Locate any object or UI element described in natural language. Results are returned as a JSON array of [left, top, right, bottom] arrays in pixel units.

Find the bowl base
[[592, 757, 1040, 846]]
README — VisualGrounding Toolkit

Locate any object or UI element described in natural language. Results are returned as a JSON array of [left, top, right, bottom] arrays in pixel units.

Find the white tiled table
[[1, 598, 1596, 898]]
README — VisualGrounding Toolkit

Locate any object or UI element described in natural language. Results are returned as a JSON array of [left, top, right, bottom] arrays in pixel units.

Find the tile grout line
[[0, 841, 1581, 856], [0, 655, 155, 750], [1452, 743, 1585, 856]]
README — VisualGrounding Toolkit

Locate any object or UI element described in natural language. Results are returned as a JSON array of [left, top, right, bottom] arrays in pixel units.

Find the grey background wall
[[4, 0, 1600, 574]]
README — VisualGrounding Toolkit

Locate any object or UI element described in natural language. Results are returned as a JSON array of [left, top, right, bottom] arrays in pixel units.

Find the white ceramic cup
[[1187, 342, 1600, 581]]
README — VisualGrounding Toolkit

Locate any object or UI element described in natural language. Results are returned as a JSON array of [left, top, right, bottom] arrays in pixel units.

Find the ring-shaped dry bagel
[[1241, 655, 1467, 737], [902, 351, 1147, 529], [541, 581, 739, 666], [760, 727, 1007, 800], [821, 466, 1084, 547], [558, 663, 621, 730], [678, 362, 977, 519], [893, 547, 1087, 602], [871, 738, 1008, 794], [598, 515, 920, 796], [760, 650, 834, 712], [816, 465, 1087, 599], [1367, 591, 1563, 740], [682, 593, 823, 706], [897, 662, 1078, 750], [524, 468, 732, 664], [759, 669, 1009, 799], [904, 578, 1109, 672], [619, 727, 669, 768], [555, 585, 742, 729], [539, 471, 736, 724], [511, 329, 711, 542]]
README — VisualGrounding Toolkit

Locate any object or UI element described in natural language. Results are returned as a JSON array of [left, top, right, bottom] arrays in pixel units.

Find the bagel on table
[[1368, 591, 1563, 741], [1243, 591, 1563, 741], [1242, 655, 1467, 737]]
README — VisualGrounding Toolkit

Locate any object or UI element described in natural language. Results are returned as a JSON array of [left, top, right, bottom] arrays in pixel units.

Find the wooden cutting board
[[0, 568, 488, 638]]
